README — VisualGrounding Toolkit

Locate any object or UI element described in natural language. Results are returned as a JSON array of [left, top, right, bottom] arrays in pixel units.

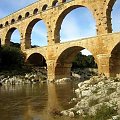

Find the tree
[[72, 52, 97, 69], [0, 45, 25, 69]]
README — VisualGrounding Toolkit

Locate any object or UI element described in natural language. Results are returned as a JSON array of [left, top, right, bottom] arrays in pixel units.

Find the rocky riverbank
[[55, 68, 98, 83], [0, 67, 47, 85], [0, 68, 97, 85], [61, 75, 120, 120]]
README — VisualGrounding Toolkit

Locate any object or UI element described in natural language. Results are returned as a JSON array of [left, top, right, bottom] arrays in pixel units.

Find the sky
[[0, 0, 120, 55]]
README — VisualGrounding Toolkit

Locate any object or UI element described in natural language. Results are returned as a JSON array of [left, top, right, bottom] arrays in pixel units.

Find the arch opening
[[27, 53, 46, 67], [52, 0, 58, 7], [62, 0, 72, 3], [5, 28, 20, 47], [5, 21, 9, 26], [109, 42, 120, 77], [11, 19, 15, 24], [54, 6, 96, 43], [25, 12, 30, 18], [33, 8, 38, 15], [42, 4, 48, 11], [0, 24, 3, 28], [111, 0, 120, 32], [25, 18, 47, 49], [18, 15, 22, 21], [55, 46, 98, 80]]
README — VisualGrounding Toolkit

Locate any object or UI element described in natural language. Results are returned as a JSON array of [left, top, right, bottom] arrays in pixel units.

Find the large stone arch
[[106, 0, 117, 33], [53, 3, 96, 43], [54, 45, 97, 79], [24, 18, 47, 49], [5, 27, 21, 46]]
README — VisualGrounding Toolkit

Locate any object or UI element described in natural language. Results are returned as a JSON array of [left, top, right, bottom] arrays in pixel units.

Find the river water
[[0, 82, 79, 120]]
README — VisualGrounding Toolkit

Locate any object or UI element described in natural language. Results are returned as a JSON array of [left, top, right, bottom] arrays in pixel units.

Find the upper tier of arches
[[0, 0, 116, 32], [0, 0, 119, 49]]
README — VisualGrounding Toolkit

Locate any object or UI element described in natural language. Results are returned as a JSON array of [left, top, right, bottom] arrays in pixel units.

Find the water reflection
[[0, 82, 78, 120]]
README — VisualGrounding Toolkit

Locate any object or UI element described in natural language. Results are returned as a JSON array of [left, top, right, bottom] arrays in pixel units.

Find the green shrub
[[72, 52, 97, 69], [94, 103, 118, 120], [92, 87, 100, 94], [89, 99, 99, 107], [0, 45, 25, 69], [107, 88, 116, 95], [84, 103, 118, 120]]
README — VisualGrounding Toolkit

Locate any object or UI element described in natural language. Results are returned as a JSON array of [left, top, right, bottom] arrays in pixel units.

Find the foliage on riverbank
[[0, 45, 25, 70], [72, 52, 97, 69]]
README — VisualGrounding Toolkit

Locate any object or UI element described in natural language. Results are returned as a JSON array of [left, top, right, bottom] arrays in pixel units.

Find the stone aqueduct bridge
[[0, 0, 120, 81]]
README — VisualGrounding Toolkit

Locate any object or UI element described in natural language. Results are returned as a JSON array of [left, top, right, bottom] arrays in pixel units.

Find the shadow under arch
[[54, 5, 96, 43], [55, 46, 97, 79], [25, 18, 47, 49], [5, 27, 21, 46], [109, 42, 120, 77], [26, 53, 46, 67]]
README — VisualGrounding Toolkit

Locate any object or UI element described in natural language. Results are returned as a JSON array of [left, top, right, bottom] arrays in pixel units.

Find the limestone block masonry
[[0, 0, 119, 81]]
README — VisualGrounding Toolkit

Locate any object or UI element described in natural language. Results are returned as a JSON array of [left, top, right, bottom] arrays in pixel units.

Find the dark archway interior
[[52, 0, 58, 7], [33, 8, 38, 14], [110, 42, 120, 76], [42, 4, 48, 11], [27, 53, 46, 67]]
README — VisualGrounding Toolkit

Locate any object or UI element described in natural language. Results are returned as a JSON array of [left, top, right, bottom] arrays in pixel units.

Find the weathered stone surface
[[0, 0, 120, 81]]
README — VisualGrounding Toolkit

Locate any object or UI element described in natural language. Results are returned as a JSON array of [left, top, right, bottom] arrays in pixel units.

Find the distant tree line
[[72, 52, 97, 69]]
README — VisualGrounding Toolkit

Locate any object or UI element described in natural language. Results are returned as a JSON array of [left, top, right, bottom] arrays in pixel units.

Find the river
[[0, 81, 80, 120]]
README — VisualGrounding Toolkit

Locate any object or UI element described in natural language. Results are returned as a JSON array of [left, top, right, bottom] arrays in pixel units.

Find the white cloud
[[81, 49, 92, 56]]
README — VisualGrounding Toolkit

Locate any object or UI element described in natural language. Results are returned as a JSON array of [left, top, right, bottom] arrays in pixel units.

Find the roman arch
[[0, 0, 119, 81]]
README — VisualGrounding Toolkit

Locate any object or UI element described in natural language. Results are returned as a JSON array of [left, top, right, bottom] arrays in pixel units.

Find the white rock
[[98, 81, 104, 87], [78, 82, 83, 88], [81, 83, 89, 90], [72, 72, 81, 78], [69, 112, 74, 117], [81, 90, 92, 97], [25, 74, 29, 78], [61, 111, 69, 116], [84, 80, 91, 84], [75, 88, 80, 94], [76, 109, 84, 115], [112, 115, 120, 120]]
